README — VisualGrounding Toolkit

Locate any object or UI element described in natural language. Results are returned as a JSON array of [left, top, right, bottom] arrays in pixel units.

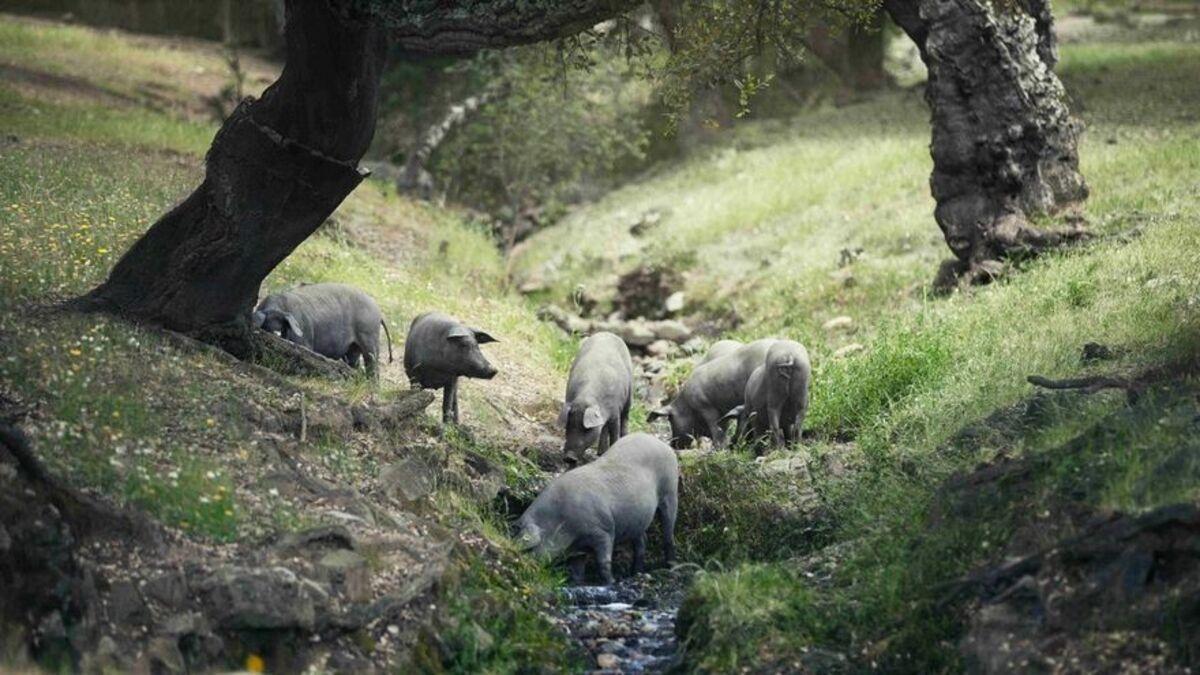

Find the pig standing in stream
[[559, 332, 633, 461], [403, 312, 498, 425], [252, 283, 394, 380], [516, 433, 678, 585], [725, 340, 812, 452], [649, 338, 777, 449]]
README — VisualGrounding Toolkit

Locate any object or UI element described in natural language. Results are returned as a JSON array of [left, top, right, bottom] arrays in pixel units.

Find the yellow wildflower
[[245, 654, 265, 673]]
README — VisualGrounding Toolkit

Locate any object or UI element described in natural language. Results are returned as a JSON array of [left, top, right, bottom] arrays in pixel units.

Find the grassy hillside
[[2, 8, 1199, 674], [513, 13, 1200, 673], [0, 14, 580, 672]]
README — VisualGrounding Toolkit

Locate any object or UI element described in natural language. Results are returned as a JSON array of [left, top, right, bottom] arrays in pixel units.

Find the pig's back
[[698, 339, 743, 365], [766, 340, 810, 394], [568, 332, 632, 398], [687, 339, 777, 413], [595, 433, 678, 499]]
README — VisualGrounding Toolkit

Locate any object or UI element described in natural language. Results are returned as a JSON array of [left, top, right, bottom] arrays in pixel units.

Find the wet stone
[[557, 575, 681, 674]]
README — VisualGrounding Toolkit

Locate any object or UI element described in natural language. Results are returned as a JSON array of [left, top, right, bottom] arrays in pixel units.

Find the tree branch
[[367, 0, 644, 55]]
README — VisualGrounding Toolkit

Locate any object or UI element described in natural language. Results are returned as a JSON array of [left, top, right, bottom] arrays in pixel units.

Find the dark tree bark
[[75, 0, 388, 355], [76, 0, 642, 355], [883, 0, 1089, 287]]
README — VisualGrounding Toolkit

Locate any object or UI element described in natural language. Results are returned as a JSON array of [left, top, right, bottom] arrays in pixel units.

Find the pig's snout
[[481, 363, 498, 379]]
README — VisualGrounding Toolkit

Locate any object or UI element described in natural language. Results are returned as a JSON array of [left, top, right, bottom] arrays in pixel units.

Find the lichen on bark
[[886, 0, 1089, 288]]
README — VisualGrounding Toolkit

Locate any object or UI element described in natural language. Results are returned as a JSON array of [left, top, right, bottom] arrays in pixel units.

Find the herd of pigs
[[252, 282, 811, 585]]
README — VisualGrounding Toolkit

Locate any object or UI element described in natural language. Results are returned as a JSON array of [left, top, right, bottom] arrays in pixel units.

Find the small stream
[[555, 571, 689, 673]]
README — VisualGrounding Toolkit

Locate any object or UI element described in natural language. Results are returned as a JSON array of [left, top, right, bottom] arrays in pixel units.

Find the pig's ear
[[472, 329, 498, 344], [557, 403, 570, 428], [720, 405, 744, 424], [447, 325, 472, 340], [647, 407, 671, 422], [283, 313, 303, 339], [583, 406, 605, 429]]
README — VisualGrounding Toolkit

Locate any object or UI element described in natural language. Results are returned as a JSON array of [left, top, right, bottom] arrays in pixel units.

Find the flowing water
[[555, 571, 689, 673]]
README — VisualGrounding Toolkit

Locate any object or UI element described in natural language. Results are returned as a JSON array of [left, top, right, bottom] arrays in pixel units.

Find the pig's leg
[[768, 405, 785, 448], [567, 554, 587, 585], [703, 409, 727, 449], [792, 385, 809, 444], [618, 396, 630, 438], [659, 491, 678, 565], [441, 380, 457, 425], [451, 381, 460, 424], [591, 534, 615, 585], [363, 347, 379, 382], [603, 418, 621, 453], [597, 426, 611, 454], [344, 344, 363, 370], [632, 533, 647, 574]]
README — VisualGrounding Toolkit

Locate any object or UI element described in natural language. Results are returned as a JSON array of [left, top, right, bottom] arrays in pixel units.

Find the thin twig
[[299, 393, 308, 444]]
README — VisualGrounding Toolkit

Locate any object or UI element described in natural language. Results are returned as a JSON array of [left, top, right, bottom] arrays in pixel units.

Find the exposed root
[[1027, 374, 1145, 404], [934, 219, 1092, 293], [1, 424, 162, 546], [252, 330, 356, 379]]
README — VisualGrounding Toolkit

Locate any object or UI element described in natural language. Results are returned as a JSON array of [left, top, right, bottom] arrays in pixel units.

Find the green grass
[[668, 450, 822, 565], [514, 29, 1200, 673], [3, 10, 1200, 672], [414, 492, 584, 674], [0, 86, 215, 154], [0, 313, 245, 540], [0, 13, 568, 547], [512, 88, 937, 354]]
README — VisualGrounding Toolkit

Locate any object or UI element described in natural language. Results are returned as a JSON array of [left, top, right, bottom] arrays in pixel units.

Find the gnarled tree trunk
[[77, 0, 642, 356], [75, 0, 388, 356], [884, 0, 1089, 288]]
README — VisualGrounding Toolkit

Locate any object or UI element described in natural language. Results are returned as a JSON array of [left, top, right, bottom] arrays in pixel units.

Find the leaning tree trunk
[[884, 0, 1089, 288], [76, 0, 641, 357], [74, 0, 388, 356]]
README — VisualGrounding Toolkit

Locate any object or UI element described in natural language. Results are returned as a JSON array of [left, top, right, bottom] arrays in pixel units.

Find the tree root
[[153, 323, 353, 380], [1, 424, 162, 547], [934, 219, 1092, 293], [252, 331, 356, 379], [1027, 374, 1144, 404]]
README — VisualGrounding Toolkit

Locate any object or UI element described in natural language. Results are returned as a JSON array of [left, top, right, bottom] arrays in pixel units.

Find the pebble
[[833, 343, 865, 358], [822, 315, 854, 331], [558, 577, 679, 674]]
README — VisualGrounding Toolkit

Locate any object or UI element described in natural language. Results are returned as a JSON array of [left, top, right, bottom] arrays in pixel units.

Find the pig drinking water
[[726, 340, 811, 452], [516, 432, 678, 585], [403, 312, 498, 425], [649, 338, 777, 449], [253, 283, 393, 379], [559, 331, 634, 461]]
